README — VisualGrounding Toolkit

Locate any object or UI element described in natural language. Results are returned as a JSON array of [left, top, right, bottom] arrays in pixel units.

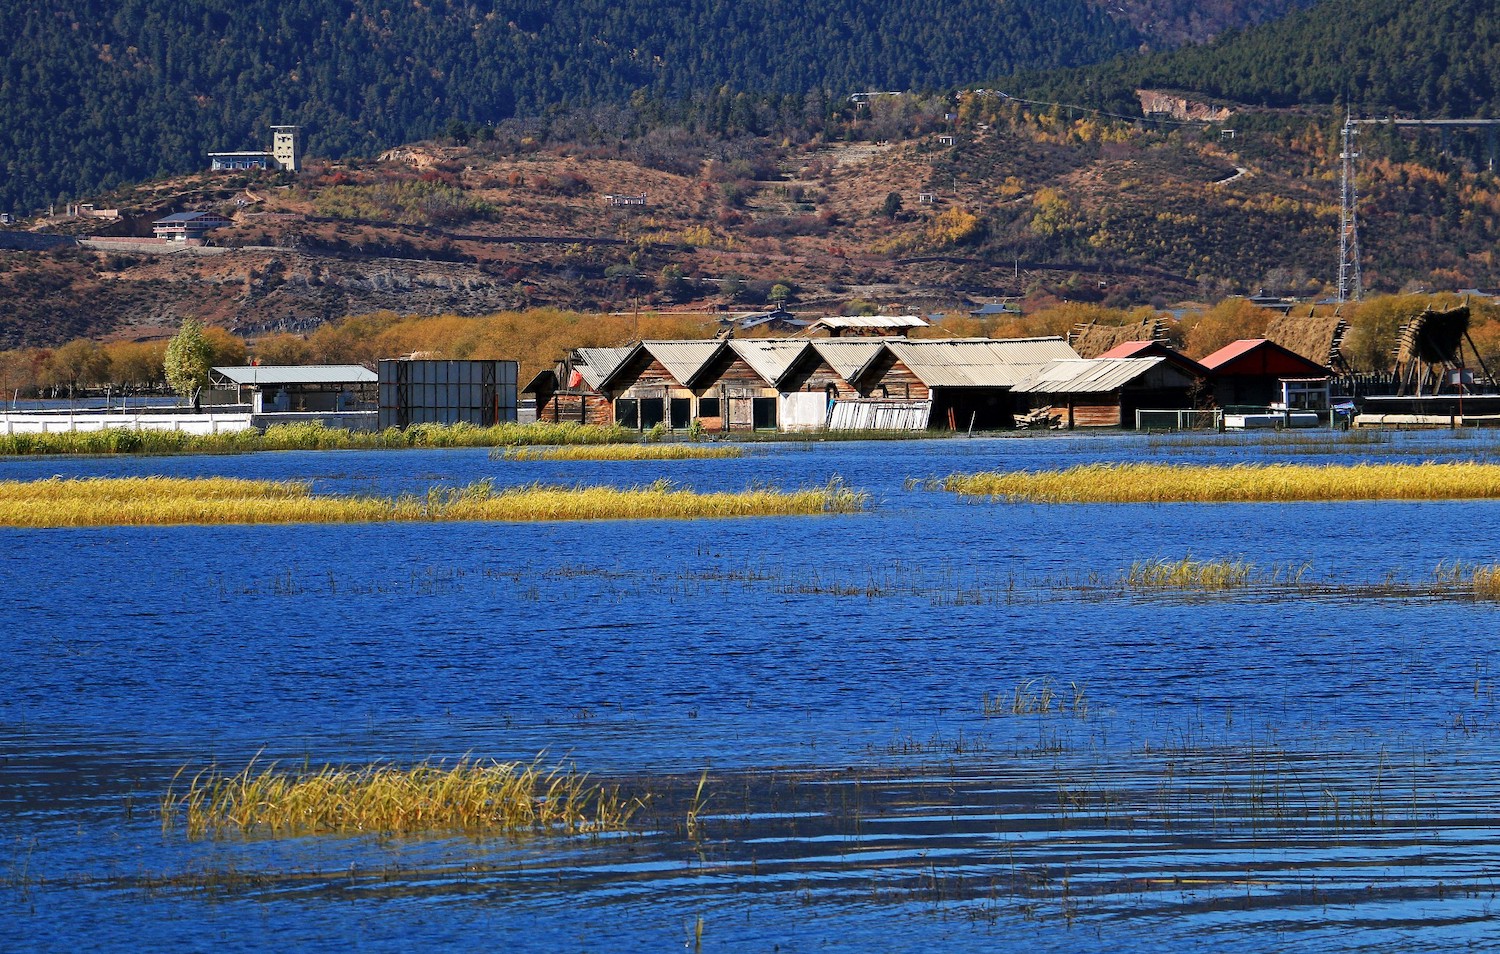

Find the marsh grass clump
[[161, 758, 643, 838], [0, 475, 868, 526], [944, 461, 1500, 504], [1434, 561, 1500, 600], [1126, 556, 1254, 589], [495, 444, 744, 462]]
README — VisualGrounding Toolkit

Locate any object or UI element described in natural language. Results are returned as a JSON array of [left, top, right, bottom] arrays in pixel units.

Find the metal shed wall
[[378, 359, 519, 429]]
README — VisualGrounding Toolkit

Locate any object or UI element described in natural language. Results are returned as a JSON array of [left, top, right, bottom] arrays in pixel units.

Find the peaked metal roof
[[572, 346, 635, 389], [810, 339, 886, 380], [728, 339, 811, 385], [1199, 337, 1328, 374], [884, 337, 1080, 388], [1096, 339, 1211, 376], [1011, 357, 1170, 393], [213, 365, 376, 386], [815, 314, 929, 330], [639, 340, 726, 386]]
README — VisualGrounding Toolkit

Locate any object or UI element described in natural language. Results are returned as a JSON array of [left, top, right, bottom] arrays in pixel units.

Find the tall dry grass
[[944, 462, 1500, 504], [161, 758, 642, 838], [0, 476, 868, 526]]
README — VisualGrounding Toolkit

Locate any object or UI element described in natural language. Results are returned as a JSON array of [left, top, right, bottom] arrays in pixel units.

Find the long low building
[[1012, 356, 1200, 428], [526, 336, 1082, 432]]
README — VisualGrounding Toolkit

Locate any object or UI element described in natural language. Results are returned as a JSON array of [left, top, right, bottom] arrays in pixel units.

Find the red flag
[[567, 369, 585, 388]]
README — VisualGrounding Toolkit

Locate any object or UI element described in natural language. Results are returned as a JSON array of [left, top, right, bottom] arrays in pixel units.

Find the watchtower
[[271, 125, 302, 173]]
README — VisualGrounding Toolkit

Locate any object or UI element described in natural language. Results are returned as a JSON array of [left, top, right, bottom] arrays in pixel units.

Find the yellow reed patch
[[162, 758, 642, 838], [0, 476, 865, 526], [944, 462, 1500, 504]]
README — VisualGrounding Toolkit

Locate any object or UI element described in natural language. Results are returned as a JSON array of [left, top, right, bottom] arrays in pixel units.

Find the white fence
[[0, 411, 256, 435], [0, 410, 379, 435]]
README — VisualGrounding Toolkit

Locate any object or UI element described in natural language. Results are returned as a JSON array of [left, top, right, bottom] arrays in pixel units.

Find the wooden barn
[[524, 346, 633, 425], [1012, 357, 1199, 428], [601, 340, 726, 430], [1200, 338, 1330, 408]]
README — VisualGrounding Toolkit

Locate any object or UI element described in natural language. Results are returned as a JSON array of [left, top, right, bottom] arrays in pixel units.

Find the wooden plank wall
[[781, 358, 860, 398], [858, 352, 930, 400]]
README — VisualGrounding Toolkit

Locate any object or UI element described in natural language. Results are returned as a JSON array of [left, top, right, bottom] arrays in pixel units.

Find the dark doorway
[[752, 397, 778, 430]]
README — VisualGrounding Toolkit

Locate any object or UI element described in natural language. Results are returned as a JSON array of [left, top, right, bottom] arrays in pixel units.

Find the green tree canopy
[[163, 318, 212, 401]]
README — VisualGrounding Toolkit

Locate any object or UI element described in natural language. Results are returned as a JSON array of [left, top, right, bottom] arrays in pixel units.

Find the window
[[697, 397, 721, 417], [614, 398, 639, 428], [670, 397, 692, 429]]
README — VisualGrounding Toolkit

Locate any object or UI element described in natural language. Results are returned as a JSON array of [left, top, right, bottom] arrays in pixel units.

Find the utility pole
[[1338, 117, 1362, 303]]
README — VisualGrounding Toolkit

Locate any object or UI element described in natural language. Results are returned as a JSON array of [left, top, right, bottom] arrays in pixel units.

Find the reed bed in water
[[0, 476, 867, 526], [0, 421, 633, 456], [1125, 556, 1254, 589], [495, 444, 744, 461], [944, 461, 1500, 503], [161, 759, 642, 838]]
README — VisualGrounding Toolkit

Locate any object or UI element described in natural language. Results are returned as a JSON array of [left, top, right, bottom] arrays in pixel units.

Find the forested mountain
[[0, 0, 1146, 215], [1038, 0, 1500, 118]]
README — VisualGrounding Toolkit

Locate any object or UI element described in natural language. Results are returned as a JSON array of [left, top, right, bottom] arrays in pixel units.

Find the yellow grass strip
[[161, 758, 642, 838], [498, 444, 745, 461], [438, 478, 865, 521], [944, 462, 1500, 504], [0, 476, 866, 526]]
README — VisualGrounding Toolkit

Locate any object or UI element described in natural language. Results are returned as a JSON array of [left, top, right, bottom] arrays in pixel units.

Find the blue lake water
[[4, 430, 1500, 951]]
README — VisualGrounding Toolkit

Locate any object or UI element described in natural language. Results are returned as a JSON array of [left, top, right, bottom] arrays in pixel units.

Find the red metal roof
[[1199, 338, 1328, 376], [1097, 340, 1210, 377], [1096, 340, 1160, 359]]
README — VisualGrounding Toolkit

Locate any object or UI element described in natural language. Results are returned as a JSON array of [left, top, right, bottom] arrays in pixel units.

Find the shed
[[883, 337, 1079, 429], [524, 346, 632, 426], [377, 359, 518, 428], [601, 340, 740, 431], [1012, 357, 1198, 428], [1200, 338, 1329, 408], [1096, 340, 1212, 381], [212, 364, 376, 412]]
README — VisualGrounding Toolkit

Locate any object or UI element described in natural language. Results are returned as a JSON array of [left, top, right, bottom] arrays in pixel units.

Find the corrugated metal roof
[[573, 346, 635, 389], [1011, 357, 1167, 393], [817, 314, 929, 330], [1199, 338, 1271, 369], [885, 337, 1080, 388], [214, 365, 376, 385], [728, 339, 811, 385], [810, 340, 886, 380], [640, 340, 726, 385]]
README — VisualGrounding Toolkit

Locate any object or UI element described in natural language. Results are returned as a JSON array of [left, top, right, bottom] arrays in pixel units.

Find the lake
[[4, 429, 1500, 951]]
